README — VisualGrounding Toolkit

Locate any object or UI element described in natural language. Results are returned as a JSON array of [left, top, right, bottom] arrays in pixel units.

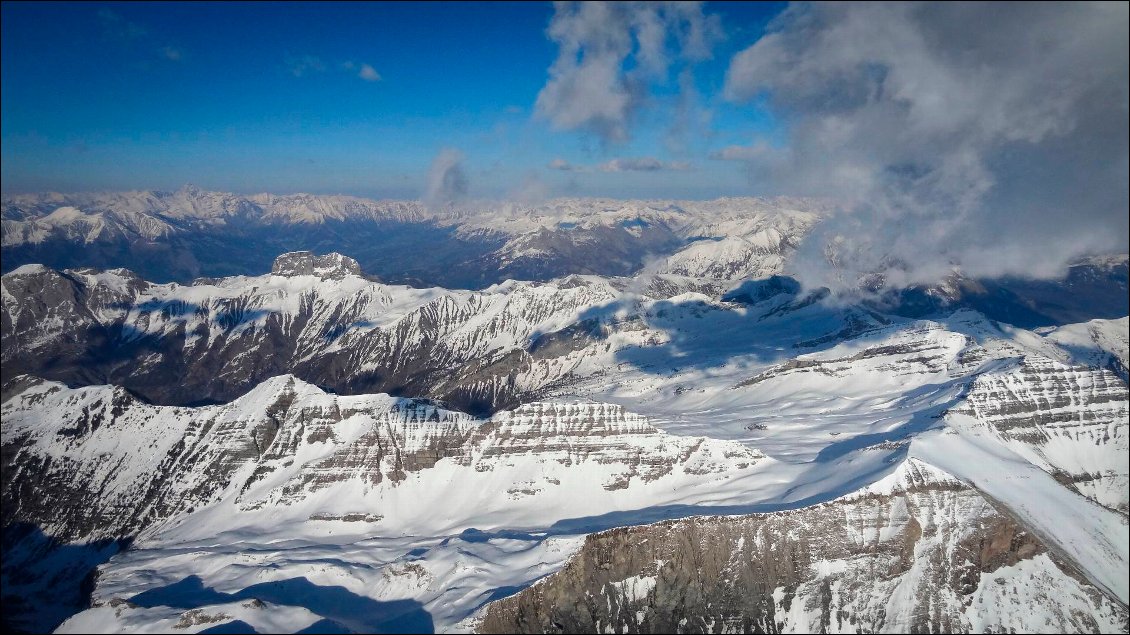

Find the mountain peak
[[270, 251, 362, 280]]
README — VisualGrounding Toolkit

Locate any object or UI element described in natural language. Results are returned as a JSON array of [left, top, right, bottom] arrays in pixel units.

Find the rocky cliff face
[[950, 356, 1129, 513], [1, 253, 634, 413], [478, 460, 1128, 634], [269, 251, 366, 279], [0, 376, 473, 541]]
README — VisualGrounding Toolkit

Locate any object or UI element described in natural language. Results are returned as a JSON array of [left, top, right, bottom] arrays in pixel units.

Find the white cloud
[[598, 157, 691, 172], [725, 2, 1129, 293], [535, 1, 721, 142], [423, 148, 469, 207], [358, 63, 381, 82]]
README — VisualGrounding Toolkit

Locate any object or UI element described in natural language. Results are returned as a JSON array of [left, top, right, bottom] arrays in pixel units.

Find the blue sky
[[1, 1, 786, 199]]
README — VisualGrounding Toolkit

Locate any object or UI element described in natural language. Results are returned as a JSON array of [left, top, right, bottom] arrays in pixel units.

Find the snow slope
[[1043, 316, 1129, 381]]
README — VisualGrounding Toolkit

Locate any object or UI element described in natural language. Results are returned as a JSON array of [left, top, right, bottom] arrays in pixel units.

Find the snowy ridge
[[479, 457, 1127, 634], [1, 375, 478, 540], [2, 187, 423, 242], [1, 376, 768, 543], [950, 355, 1129, 511], [1043, 317, 1130, 381], [1, 253, 626, 411]]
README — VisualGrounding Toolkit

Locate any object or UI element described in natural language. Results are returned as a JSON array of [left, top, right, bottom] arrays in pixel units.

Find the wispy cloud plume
[[535, 1, 721, 143], [598, 157, 690, 172], [725, 2, 1129, 293], [423, 148, 469, 207]]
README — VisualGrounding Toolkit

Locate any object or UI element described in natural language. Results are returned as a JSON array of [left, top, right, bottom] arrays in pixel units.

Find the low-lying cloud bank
[[724, 2, 1128, 293]]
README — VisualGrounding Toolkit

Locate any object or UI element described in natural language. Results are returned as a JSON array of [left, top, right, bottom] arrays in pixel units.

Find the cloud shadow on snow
[[536, 277, 896, 380]]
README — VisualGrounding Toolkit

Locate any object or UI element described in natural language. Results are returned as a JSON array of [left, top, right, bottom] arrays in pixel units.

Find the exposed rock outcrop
[[478, 460, 1128, 634]]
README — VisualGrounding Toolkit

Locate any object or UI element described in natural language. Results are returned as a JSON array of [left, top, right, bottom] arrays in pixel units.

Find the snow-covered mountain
[[5, 249, 1127, 415], [1043, 317, 1130, 382], [2, 374, 766, 543], [2, 189, 821, 289], [4, 375, 767, 633], [480, 460, 1127, 634], [6, 188, 1126, 329], [2, 252, 625, 413], [2, 247, 1128, 632]]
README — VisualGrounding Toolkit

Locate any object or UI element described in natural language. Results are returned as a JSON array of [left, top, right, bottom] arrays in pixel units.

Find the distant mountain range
[[5, 188, 1124, 328], [2, 188, 821, 289]]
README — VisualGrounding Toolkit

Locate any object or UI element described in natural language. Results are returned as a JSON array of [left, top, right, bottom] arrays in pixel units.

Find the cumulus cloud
[[535, 1, 721, 142], [725, 2, 1129, 293], [423, 148, 469, 207]]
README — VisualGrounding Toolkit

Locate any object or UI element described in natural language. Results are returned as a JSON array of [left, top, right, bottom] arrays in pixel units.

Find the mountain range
[[2, 191, 1128, 634]]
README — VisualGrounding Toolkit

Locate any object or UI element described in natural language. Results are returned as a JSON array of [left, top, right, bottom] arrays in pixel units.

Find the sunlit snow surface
[[3, 269, 1125, 633]]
